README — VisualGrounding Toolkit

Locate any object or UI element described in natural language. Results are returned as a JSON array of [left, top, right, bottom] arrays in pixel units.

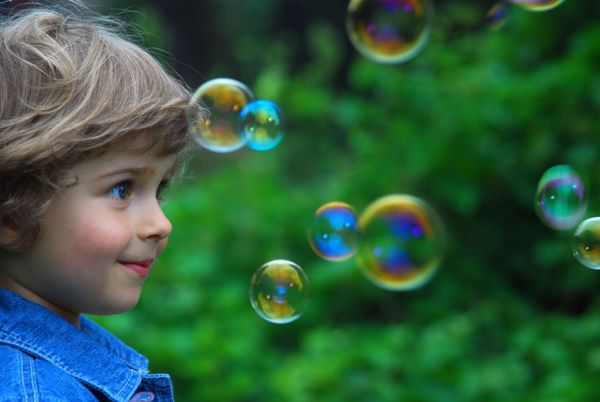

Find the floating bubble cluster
[[572, 218, 600, 270], [510, 0, 565, 12], [249, 260, 311, 324], [486, 2, 509, 30], [187, 78, 254, 153], [535, 165, 586, 231], [239, 100, 284, 151], [346, 0, 434, 64], [308, 202, 359, 261], [187, 79, 285, 153], [356, 194, 445, 291], [232, 0, 588, 327]]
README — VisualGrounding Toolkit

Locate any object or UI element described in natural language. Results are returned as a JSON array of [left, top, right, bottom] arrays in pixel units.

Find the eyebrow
[[97, 164, 176, 180]]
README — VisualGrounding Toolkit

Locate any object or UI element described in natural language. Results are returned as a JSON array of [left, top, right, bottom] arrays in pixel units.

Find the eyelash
[[107, 180, 170, 202], [156, 180, 170, 201]]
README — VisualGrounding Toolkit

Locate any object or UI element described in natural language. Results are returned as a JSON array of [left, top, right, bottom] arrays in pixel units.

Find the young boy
[[0, 5, 195, 401]]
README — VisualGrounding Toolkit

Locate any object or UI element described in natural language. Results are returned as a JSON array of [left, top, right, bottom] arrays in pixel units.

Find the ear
[[0, 221, 20, 248]]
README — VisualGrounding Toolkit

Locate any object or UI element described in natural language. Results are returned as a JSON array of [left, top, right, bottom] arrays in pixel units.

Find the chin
[[91, 295, 142, 316]]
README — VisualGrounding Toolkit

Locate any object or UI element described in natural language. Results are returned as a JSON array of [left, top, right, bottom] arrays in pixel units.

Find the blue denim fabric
[[0, 289, 175, 402]]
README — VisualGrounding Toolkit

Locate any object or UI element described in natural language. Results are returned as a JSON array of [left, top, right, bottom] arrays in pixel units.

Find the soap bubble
[[239, 100, 284, 151], [187, 78, 254, 153], [346, 0, 434, 64], [572, 217, 600, 270], [248, 260, 311, 324], [486, 2, 509, 30], [535, 165, 586, 231], [510, 0, 565, 12], [308, 202, 359, 261], [357, 194, 445, 291]]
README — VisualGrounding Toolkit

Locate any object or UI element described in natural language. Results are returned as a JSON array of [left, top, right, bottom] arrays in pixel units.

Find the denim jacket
[[0, 289, 175, 402]]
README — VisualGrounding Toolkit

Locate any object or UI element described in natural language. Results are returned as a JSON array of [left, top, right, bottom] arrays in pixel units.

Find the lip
[[119, 259, 154, 278]]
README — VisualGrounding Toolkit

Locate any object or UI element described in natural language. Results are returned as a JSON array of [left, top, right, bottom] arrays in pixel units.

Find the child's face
[[2, 142, 177, 324]]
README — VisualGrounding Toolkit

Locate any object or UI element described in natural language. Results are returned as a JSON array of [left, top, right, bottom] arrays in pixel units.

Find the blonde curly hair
[[0, 7, 193, 252]]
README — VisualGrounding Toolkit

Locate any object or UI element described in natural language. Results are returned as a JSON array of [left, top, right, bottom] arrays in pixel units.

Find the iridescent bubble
[[308, 202, 359, 261], [346, 0, 434, 64], [510, 0, 565, 12], [239, 100, 284, 151], [486, 2, 509, 30], [573, 217, 600, 270], [186, 78, 254, 153], [535, 165, 586, 231], [248, 260, 311, 324], [357, 194, 445, 291]]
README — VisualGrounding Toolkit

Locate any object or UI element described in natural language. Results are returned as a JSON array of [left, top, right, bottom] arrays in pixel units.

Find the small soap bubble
[[346, 0, 434, 64], [308, 202, 359, 261], [357, 194, 445, 291], [239, 100, 284, 151], [510, 0, 565, 12], [249, 260, 311, 324], [572, 217, 600, 270], [486, 2, 509, 30], [186, 78, 254, 153], [535, 164, 586, 231]]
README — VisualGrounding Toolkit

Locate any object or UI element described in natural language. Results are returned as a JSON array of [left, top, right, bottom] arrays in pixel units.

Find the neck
[[0, 278, 81, 328]]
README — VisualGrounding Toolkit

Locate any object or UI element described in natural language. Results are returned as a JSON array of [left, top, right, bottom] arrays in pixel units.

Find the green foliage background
[[93, 1, 600, 400]]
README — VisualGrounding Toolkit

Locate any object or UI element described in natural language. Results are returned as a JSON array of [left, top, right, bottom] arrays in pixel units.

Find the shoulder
[[0, 344, 101, 402]]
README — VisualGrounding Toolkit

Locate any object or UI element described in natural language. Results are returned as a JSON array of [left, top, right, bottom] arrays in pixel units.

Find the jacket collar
[[0, 288, 147, 401]]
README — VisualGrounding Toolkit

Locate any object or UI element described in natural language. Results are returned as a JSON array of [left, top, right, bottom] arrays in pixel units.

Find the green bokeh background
[[91, 1, 600, 400]]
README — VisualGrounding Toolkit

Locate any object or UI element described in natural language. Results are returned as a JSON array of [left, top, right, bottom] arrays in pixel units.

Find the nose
[[138, 200, 172, 242]]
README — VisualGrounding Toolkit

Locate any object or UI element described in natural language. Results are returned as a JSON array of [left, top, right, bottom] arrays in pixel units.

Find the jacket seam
[[18, 352, 29, 402], [115, 369, 138, 400], [18, 352, 41, 402], [27, 354, 39, 402]]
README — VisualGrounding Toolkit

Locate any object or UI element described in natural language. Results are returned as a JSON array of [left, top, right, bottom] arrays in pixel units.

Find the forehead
[[84, 131, 180, 159], [74, 140, 178, 177]]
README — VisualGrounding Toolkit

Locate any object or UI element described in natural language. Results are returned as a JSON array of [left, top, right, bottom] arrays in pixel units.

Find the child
[[0, 4, 195, 401]]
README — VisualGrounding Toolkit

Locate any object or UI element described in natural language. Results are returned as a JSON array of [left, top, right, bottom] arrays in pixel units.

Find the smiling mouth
[[119, 260, 154, 278]]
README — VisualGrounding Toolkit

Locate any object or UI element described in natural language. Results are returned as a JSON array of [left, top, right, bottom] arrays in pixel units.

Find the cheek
[[82, 219, 130, 248], [62, 215, 132, 260]]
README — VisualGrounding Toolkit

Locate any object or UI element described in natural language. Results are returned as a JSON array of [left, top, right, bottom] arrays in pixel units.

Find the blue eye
[[108, 181, 131, 201]]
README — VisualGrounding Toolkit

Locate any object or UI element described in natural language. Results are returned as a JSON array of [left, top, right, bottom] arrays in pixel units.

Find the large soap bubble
[[187, 78, 254, 153], [357, 194, 445, 291], [346, 0, 434, 64]]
